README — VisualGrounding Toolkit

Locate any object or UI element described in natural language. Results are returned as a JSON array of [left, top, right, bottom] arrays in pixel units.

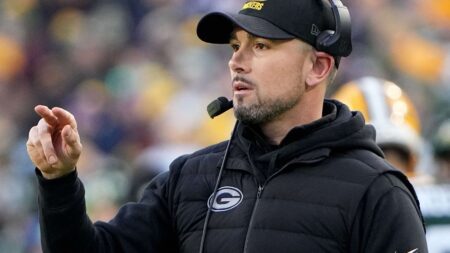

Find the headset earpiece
[[316, 29, 336, 49], [315, 0, 352, 57]]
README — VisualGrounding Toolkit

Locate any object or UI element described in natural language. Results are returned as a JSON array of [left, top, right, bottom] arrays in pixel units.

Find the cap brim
[[197, 12, 295, 44]]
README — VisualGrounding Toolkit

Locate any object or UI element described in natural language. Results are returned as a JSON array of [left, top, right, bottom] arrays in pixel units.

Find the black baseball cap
[[197, 0, 352, 59]]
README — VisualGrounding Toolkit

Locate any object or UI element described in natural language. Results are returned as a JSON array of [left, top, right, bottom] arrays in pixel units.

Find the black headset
[[315, 0, 352, 57]]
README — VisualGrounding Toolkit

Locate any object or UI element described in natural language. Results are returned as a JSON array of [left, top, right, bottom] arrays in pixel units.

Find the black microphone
[[200, 97, 238, 253], [207, 97, 233, 118]]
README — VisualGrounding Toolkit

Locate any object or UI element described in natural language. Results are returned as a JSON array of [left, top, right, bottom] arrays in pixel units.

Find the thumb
[[61, 125, 82, 160]]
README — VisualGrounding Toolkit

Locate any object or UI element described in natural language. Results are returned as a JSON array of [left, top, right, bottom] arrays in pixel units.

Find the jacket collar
[[220, 99, 383, 174]]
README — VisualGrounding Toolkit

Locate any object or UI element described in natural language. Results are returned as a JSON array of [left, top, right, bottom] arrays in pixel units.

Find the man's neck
[[259, 98, 324, 145]]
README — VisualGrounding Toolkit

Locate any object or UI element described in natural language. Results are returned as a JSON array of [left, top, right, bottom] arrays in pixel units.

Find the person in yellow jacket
[[333, 76, 434, 186]]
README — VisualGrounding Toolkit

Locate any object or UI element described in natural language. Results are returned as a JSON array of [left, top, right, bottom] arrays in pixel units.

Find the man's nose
[[228, 49, 251, 74]]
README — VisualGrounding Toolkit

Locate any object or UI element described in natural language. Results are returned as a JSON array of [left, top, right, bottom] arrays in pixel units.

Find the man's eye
[[255, 43, 267, 50], [231, 44, 240, 51]]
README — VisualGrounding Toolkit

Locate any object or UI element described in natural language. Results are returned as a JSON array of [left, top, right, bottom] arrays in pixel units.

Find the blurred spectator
[[433, 119, 450, 183], [332, 76, 434, 185], [333, 76, 450, 252], [419, 118, 450, 253], [343, 0, 450, 139]]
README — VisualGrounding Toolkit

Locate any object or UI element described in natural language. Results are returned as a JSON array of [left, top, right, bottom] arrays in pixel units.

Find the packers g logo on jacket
[[207, 186, 243, 212]]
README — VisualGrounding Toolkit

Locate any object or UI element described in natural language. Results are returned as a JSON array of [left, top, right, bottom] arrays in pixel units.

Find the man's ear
[[305, 51, 334, 88]]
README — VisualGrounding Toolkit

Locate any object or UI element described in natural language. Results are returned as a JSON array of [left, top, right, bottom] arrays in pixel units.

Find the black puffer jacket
[[37, 100, 428, 253]]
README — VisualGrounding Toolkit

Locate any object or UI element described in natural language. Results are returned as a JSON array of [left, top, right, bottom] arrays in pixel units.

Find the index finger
[[51, 107, 77, 129], [35, 105, 58, 126]]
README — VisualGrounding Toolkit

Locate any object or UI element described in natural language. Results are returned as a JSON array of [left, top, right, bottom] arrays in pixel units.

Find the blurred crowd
[[0, 0, 448, 252]]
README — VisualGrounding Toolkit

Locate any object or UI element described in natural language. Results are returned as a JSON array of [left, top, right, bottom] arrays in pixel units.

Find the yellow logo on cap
[[242, 0, 265, 11]]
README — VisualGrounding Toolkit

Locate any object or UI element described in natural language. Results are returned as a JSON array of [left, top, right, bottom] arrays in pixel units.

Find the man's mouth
[[233, 79, 253, 91]]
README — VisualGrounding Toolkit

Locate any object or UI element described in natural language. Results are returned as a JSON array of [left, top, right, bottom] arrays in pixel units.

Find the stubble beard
[[234, 93, 300, 125]]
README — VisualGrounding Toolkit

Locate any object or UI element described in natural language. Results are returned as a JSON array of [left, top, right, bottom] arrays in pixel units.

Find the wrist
[[41, 168, 76, 180], [36, 168, 82, 209]]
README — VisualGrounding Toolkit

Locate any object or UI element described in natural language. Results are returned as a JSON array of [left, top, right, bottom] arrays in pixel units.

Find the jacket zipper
[[242, 159, 315, 253], [243, 185, 264, 253]]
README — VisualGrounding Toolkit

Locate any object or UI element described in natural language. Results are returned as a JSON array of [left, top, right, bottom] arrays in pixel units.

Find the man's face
[[228, 28, 312, 125]]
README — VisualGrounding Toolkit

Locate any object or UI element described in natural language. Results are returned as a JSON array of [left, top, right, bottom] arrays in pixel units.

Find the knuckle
[[28, 126, 37, 137], [26, 139, 34, 148], [37, 118, 52, 130], [27, 135, 40, 147]]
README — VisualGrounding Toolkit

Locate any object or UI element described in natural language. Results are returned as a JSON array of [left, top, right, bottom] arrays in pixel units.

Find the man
[[418, 119, 450, 253], [332, 76, 435, 186], [433, 119, 450, 184], [27, 0, 428, 252]]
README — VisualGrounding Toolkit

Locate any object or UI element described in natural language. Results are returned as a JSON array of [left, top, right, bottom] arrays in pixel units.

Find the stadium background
[[0, 0, 449, 252]]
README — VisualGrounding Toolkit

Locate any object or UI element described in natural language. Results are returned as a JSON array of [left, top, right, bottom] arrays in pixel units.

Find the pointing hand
[[27, 105, 82, 179]]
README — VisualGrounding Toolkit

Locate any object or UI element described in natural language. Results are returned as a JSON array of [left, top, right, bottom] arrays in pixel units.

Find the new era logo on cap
[[311, 24, 321, 36]]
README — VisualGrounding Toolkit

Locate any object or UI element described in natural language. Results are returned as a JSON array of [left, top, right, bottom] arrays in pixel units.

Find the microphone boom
[[207, 97, 233, 118]]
